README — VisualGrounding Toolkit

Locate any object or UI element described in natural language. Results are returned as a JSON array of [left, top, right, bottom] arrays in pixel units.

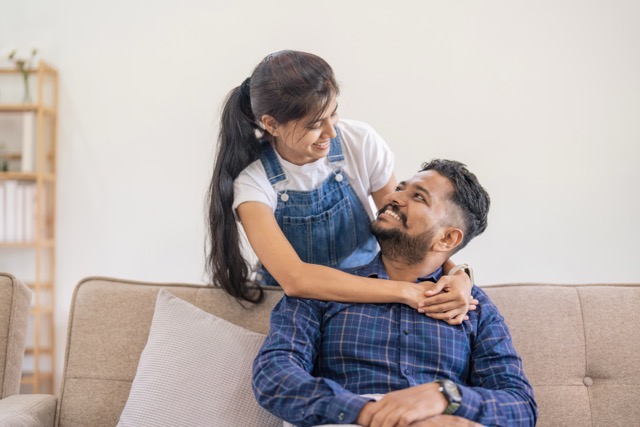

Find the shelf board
[[21, 372, 53, 385], [20, 375, 35, 385], [0, 239, 55, 248], [0, 104, 37, 111], [0, 67, 37, 75], [0, 172, 37, 180], [4, 152, 22, 161], [0, 171, 56, 181], [30, 306, 54, 315], [24, 347, 53, 355], [26, 281, 54, 290], [0, 105, 56, 115]]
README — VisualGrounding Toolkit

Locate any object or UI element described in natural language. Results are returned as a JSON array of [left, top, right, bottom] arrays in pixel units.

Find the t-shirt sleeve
[[362, 124, 395, 193], [232, 163, 277, 221]]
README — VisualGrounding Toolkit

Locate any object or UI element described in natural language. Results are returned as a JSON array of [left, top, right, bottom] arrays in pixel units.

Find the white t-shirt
[[233, 119, 394, 221]]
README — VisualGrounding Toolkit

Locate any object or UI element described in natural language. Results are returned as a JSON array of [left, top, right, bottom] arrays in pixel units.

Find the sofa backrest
[[485, 283, 640, 427], [56, 278, 640, 427], [0, 273, 32, 399]]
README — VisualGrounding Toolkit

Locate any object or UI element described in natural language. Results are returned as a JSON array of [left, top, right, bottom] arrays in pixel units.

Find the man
[[252, 159, 537, 427]]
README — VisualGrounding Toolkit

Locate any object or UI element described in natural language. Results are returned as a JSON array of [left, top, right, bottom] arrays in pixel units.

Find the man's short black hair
[[420, 159, 490, 252]]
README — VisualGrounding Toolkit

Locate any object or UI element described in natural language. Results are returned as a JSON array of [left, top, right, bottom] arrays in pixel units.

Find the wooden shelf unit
[[0, 61, 58, 394]]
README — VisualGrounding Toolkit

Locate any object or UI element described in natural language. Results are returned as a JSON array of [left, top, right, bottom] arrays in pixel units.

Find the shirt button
[[338, 412, 345, 421], [404, 369, 410, 375], [403, 329, 410, 335]]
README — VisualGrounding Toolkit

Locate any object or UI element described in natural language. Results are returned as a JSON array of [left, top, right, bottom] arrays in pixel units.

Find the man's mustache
[[376, 204, 407, 227]]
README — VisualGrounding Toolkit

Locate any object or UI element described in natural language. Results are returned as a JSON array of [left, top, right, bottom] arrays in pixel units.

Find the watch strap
[[448, 263, 474, 285]]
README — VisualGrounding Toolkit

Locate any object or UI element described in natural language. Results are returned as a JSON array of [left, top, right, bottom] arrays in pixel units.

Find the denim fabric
[[256, 129, 378, 286]]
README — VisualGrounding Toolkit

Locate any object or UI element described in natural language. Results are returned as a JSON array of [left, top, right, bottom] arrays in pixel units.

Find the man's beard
[[369, 220, 436, 265]]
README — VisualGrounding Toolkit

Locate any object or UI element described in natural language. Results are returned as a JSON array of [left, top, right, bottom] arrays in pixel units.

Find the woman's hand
[[400, 282, 444, 310], [417, 272, 477, 325]]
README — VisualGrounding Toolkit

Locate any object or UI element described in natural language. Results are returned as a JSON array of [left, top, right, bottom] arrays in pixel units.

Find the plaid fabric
[[253, 254, 537, 426]]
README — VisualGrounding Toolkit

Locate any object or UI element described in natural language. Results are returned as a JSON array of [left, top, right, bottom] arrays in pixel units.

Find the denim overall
[[255, 129, 379, 286]]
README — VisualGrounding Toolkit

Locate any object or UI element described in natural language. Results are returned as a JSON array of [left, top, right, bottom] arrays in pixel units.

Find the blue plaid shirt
[[253, 254, 537, 426]]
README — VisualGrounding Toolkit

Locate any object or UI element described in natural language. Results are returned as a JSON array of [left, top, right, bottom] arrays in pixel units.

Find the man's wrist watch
[[448, 263, 474, 285], [435, 379, 462, 415]]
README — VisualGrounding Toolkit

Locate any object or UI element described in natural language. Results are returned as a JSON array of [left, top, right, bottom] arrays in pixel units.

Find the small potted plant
[[6, 47, 38, 103]]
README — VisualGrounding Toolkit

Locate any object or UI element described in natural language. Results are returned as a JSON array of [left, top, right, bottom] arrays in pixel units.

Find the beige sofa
[[1, 273, 639, 426]]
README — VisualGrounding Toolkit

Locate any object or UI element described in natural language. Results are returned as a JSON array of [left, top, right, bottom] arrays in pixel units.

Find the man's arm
[[357, 382, 448, 426], [453, 287, 538, 426], [357, 287, 537, 427], [252, 296, 372, 426]]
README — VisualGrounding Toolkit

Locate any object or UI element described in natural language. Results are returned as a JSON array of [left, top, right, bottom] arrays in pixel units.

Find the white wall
[[1, 0, 639, 388]]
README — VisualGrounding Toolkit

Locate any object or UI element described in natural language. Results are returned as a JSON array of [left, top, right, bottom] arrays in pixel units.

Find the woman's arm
[[237, 201, 429, 307]]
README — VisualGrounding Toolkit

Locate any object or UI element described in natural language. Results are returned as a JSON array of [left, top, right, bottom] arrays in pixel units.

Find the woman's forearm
[[277, 260, 426, 308]]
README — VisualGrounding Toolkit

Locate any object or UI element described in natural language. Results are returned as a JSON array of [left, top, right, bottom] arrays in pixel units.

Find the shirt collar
[[353, 252, 444, 284]]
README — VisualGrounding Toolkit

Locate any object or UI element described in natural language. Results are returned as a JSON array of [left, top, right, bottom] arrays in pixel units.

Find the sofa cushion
[[116, 289, 280, 427]]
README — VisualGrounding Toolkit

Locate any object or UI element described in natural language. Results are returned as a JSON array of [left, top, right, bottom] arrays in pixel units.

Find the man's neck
[[380, 253, 446, 283]]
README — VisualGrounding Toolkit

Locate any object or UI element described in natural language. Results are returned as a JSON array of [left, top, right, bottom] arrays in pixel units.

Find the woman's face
[[269, 95, 339, 166]]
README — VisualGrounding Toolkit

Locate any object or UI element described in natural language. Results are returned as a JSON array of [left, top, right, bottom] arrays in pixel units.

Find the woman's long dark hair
[[206, 50, 340, 303]]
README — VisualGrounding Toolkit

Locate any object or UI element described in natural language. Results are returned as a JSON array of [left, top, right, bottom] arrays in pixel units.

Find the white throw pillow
[[117, 289, 281, 427]]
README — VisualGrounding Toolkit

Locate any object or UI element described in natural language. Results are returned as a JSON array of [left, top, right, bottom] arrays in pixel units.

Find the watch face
[[443, 380, 462, 401]]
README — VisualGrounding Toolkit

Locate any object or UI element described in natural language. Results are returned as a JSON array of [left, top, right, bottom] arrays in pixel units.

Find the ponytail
[[206, 85, 264, 304]]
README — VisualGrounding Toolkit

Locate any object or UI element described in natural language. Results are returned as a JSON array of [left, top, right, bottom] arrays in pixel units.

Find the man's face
[[370, 170, 455, 264]]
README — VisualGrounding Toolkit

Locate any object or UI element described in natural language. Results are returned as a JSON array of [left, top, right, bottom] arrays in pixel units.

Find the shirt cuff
[[323, 393, 374, 424], [454, 384, 482, 421]]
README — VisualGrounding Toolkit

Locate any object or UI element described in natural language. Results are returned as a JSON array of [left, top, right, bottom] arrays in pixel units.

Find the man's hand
[[418, 273, 477, 325], [408, 415, 483, 427], [357, 383, 448, 427]]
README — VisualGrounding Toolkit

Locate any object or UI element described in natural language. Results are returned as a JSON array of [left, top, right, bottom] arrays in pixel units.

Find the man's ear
[[434, 227, 464, 253], [261, 114, 278, 136]]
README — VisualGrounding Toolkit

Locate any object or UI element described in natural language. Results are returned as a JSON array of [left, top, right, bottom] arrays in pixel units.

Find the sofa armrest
[[0, 273, 32, 399], [0, 394, 57, 427]]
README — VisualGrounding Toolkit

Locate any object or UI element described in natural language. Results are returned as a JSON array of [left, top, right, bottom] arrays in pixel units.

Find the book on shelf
[[15, 181, 24, 241], [0, 181, 37, 243], [4, 180, 17, 242], [23, 183, 35, 242], [21, 112, 36, 172]]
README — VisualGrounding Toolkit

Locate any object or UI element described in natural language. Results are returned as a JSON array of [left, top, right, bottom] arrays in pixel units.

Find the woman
[[207, 50, 475, 323]]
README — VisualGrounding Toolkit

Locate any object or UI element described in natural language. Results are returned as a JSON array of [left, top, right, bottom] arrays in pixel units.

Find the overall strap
[[327, 127, 345, 164], [258, 140, 288, 186]]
